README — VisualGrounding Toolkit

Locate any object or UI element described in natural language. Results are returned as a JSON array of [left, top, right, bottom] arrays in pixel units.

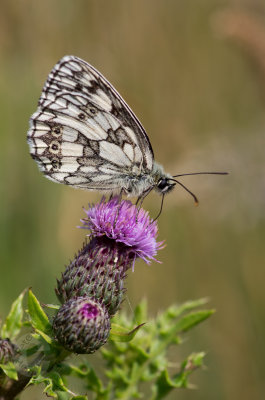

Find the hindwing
[[27, 56, 154, 191]]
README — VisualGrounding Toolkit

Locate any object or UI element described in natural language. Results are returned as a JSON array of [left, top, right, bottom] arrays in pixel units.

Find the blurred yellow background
[[1, 1, 265, 399]]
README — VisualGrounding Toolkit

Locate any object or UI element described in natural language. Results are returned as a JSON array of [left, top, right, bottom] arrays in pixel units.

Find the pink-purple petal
[[80, 197, 163, 264]]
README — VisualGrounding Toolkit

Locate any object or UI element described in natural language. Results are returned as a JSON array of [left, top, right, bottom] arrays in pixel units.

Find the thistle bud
[[0, 338, 18, 363], [56, 237, 133, 316], [52, 297, 110, 354]]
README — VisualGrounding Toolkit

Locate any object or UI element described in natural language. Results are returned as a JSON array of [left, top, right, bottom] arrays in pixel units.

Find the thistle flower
[[53, 297, 110, 354], [56, 197, 163, 316], [54, 197, 163, 354], [81, 196, 163, 264]]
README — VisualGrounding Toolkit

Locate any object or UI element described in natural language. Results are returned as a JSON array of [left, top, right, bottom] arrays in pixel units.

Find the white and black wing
[[27, 55, 154, 191]]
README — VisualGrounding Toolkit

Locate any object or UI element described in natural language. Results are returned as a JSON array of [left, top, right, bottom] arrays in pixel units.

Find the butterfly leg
[[108, 187, 123, 203], [113, 188, 125, 228], [136, 186, 153, 208], [118, 188, 125, 202], [137, 188, 165, 223], [135, 186, 154, 222], [153, 193, 165, 222]]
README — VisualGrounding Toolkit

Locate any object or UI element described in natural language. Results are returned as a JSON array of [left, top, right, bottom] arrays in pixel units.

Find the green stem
[[0, 371, 31, 400], [0, 346, 69, 400]]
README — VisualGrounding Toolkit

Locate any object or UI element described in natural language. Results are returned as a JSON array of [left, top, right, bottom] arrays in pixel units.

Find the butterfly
[[27, 55, 227, 211]]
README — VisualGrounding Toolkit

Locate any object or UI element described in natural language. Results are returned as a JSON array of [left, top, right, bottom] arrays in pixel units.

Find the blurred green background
[[1, 0, 265, 399]]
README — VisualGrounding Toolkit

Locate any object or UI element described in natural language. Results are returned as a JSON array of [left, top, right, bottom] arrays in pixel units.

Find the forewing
[[27, 55, 154, 190]]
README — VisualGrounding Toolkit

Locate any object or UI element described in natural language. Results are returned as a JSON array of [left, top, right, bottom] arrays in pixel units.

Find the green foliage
[[1, 290, 26, 340], [27, 289, 52, 335], [0, 361, 18, 380], [0, 292, 213, 399], [101, 298, 213, 399], [110, 323, 146, 342]]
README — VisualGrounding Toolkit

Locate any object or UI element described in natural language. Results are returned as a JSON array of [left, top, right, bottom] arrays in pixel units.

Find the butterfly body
[[27, 55, 175, 198]]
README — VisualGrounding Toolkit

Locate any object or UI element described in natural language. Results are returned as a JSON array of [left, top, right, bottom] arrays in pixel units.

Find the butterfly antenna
[[170, 179, 199, 205], [173, 171, 228, 178], [171, 171, 228, 204]]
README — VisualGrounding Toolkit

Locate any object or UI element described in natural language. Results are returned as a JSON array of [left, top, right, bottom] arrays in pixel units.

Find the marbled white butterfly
[[27, 55, 227, 207]]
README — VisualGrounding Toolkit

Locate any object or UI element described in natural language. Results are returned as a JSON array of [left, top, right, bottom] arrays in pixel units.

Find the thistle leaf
[[0, 361, 18, 380], [1, 290, 25, 339], [110, 323, 145, 342], [27, 290, 52, 334], [153, 352, 206, 399]]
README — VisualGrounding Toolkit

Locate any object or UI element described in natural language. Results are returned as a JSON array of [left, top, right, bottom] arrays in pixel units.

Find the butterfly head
[[152, 162, 228, 206], [152, 162, 175, 195], [156, 177, 176, 195]]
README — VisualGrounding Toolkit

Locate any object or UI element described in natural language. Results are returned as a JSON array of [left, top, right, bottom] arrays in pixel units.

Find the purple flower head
[[78, 302, 99, 319], [80, 196, 164, 264]]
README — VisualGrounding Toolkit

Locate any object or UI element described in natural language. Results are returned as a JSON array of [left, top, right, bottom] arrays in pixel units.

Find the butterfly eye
[[157, 178, 176, 195], [157, 178, 168, 190]]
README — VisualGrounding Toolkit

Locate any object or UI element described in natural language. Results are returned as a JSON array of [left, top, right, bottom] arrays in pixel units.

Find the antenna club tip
[[195, 200, 199, 206]]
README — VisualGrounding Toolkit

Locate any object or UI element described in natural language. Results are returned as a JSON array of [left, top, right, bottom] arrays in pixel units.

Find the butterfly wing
[[27, 55, 154, 192]]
